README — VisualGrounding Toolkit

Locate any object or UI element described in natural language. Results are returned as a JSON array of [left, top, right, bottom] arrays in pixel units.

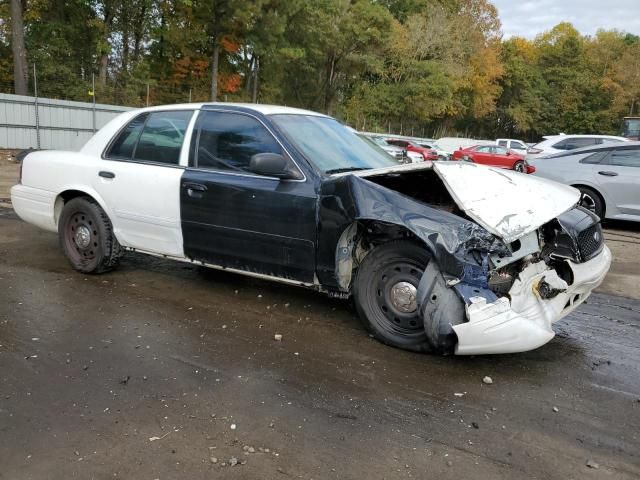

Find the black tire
[[577, 186, 605, 219], [513, 160, 526, 172], [353, 240, 431, 352], [58, 197, 121, 273]]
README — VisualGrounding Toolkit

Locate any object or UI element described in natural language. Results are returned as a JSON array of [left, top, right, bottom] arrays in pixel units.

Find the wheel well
[[54, 190, 95, 226], [571, 184, 606, 216], [335, 220, 431, 292]]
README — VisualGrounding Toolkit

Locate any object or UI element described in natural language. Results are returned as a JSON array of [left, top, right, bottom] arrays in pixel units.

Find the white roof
[[135, 102, 328, 117], [542, 134, 628, 141]]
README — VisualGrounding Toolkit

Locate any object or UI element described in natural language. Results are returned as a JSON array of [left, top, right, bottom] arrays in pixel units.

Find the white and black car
[[11, 103, 612, 355]]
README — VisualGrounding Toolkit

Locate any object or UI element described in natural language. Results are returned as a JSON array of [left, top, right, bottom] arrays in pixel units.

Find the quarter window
[[580, 151, 610, 164], [190, 111, 283, 172]]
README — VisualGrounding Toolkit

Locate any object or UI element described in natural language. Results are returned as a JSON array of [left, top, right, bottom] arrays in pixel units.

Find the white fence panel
[[0, 93, 132, 151]]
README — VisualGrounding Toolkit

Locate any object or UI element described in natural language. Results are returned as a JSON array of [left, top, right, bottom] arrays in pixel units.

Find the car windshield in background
[[270, 115, 397, 173]]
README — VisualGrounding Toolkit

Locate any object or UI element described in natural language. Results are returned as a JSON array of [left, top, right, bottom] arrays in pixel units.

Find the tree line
[[1, 0, 639, 140]]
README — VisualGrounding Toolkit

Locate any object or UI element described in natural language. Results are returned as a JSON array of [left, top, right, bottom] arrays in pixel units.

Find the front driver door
[[180, 110, 317, 283]]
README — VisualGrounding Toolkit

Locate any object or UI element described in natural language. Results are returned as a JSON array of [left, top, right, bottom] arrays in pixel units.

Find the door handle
[[182, 182, 207, 198], [99, 171, 115, 179], [598, 171, 618, 177], [182, 182, 207, 192]]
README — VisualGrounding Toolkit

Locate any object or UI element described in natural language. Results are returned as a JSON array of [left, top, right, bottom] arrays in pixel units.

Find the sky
[[491, 0, 640, 39]]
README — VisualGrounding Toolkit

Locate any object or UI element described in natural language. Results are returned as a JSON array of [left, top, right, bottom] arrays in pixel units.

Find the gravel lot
[[1, 151, 639, 479]]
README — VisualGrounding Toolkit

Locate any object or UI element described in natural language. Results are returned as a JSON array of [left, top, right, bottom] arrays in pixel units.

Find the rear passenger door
[[180, 110, 317, 283], [95, 109, 194, 257], [594, 146, 640, 217]]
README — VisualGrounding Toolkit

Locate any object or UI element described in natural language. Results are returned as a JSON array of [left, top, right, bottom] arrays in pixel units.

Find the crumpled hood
[[345, 162, 580, 243]]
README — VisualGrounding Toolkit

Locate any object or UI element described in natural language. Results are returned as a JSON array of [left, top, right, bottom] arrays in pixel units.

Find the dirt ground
[[1, 153, 639, 479]]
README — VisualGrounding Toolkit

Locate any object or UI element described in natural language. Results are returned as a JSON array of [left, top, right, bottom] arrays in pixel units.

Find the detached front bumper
[[452, 245, 612, 355]]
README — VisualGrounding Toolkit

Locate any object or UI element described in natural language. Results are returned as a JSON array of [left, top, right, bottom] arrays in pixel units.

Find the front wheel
[[353, 240, 431, 352], [513, 160, 526, 172], [58, 197, 122, 273]]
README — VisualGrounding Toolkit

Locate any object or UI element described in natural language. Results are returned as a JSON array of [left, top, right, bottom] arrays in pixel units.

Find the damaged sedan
[[11, 104, 612, 355]]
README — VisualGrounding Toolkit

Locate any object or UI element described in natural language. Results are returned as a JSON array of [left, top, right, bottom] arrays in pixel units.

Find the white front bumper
[[453, 245, 612, 355]]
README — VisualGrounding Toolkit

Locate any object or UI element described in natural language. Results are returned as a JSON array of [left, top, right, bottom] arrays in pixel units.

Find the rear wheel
[[513, 160, 526, 172], [58, 197, 121, 273], [353, 240, 431, 352], [577, 186, 605, 219]]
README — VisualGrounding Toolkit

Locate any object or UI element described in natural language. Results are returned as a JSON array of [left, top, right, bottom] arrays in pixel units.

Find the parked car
[[526, 134, 628, 160], [496, 138, 528, 154], [11, 103, 611, 355], [360, 134, 408, 163], [530, 142, 640, 221], [452, 145, 534, 173], [385, 139, 438, 160], [433, 137, 493, 160]]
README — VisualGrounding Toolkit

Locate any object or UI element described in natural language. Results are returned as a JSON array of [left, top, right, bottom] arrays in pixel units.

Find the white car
[[11, 103, 612, 355], [496, 138, 528, 154], [526, 134, 628, 160]]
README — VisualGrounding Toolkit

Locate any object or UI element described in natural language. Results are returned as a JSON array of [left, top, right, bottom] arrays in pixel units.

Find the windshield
[[270, 115, 397, 173]]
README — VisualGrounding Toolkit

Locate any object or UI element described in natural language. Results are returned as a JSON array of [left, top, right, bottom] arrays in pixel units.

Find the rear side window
[[105, 111, 192, 164], [605, 148, 640, 168], [190, 111, 283, 172], [553, 138, 599, 150], [134, 111, 193, 165], [498, 140, 507, 147], [106, 113, 148, 159]]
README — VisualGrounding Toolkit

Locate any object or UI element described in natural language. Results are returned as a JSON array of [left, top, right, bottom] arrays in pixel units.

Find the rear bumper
[[452, 245, 612, 355], [10, 184, 57, 232]]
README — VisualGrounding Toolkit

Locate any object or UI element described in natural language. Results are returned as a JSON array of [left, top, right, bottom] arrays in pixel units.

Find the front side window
[[512, 141, 526, 150], [476, 146, 492, 153], [605, 148, 640, 168], [494, 146, 509, 155], [190, 111, 283, 173]]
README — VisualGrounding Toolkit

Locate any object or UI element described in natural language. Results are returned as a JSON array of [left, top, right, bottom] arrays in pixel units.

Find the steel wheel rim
[[66, 211, 98, 262], [374, 260, 424, 334], [515, 162, 525, 172]]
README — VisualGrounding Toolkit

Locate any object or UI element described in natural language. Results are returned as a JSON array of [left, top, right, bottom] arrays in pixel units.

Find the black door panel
[[180, 169, 317, 282]]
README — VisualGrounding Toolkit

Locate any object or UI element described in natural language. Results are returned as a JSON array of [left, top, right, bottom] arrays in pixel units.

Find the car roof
[[542, 140, 640, 158], [541, 134, 628, 141], [133, 102, 329, 117]]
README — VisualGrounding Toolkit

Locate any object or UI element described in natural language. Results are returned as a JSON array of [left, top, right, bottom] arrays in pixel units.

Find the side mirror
[[249, 153, 302, 180]]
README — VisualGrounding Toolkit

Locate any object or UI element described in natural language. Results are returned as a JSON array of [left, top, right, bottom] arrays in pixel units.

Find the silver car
[[530, 142, 640, 221]]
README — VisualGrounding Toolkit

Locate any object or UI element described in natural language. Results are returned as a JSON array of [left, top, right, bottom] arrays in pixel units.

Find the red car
[[386, 139, 439, 160], [452, 145, 535, 173]]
